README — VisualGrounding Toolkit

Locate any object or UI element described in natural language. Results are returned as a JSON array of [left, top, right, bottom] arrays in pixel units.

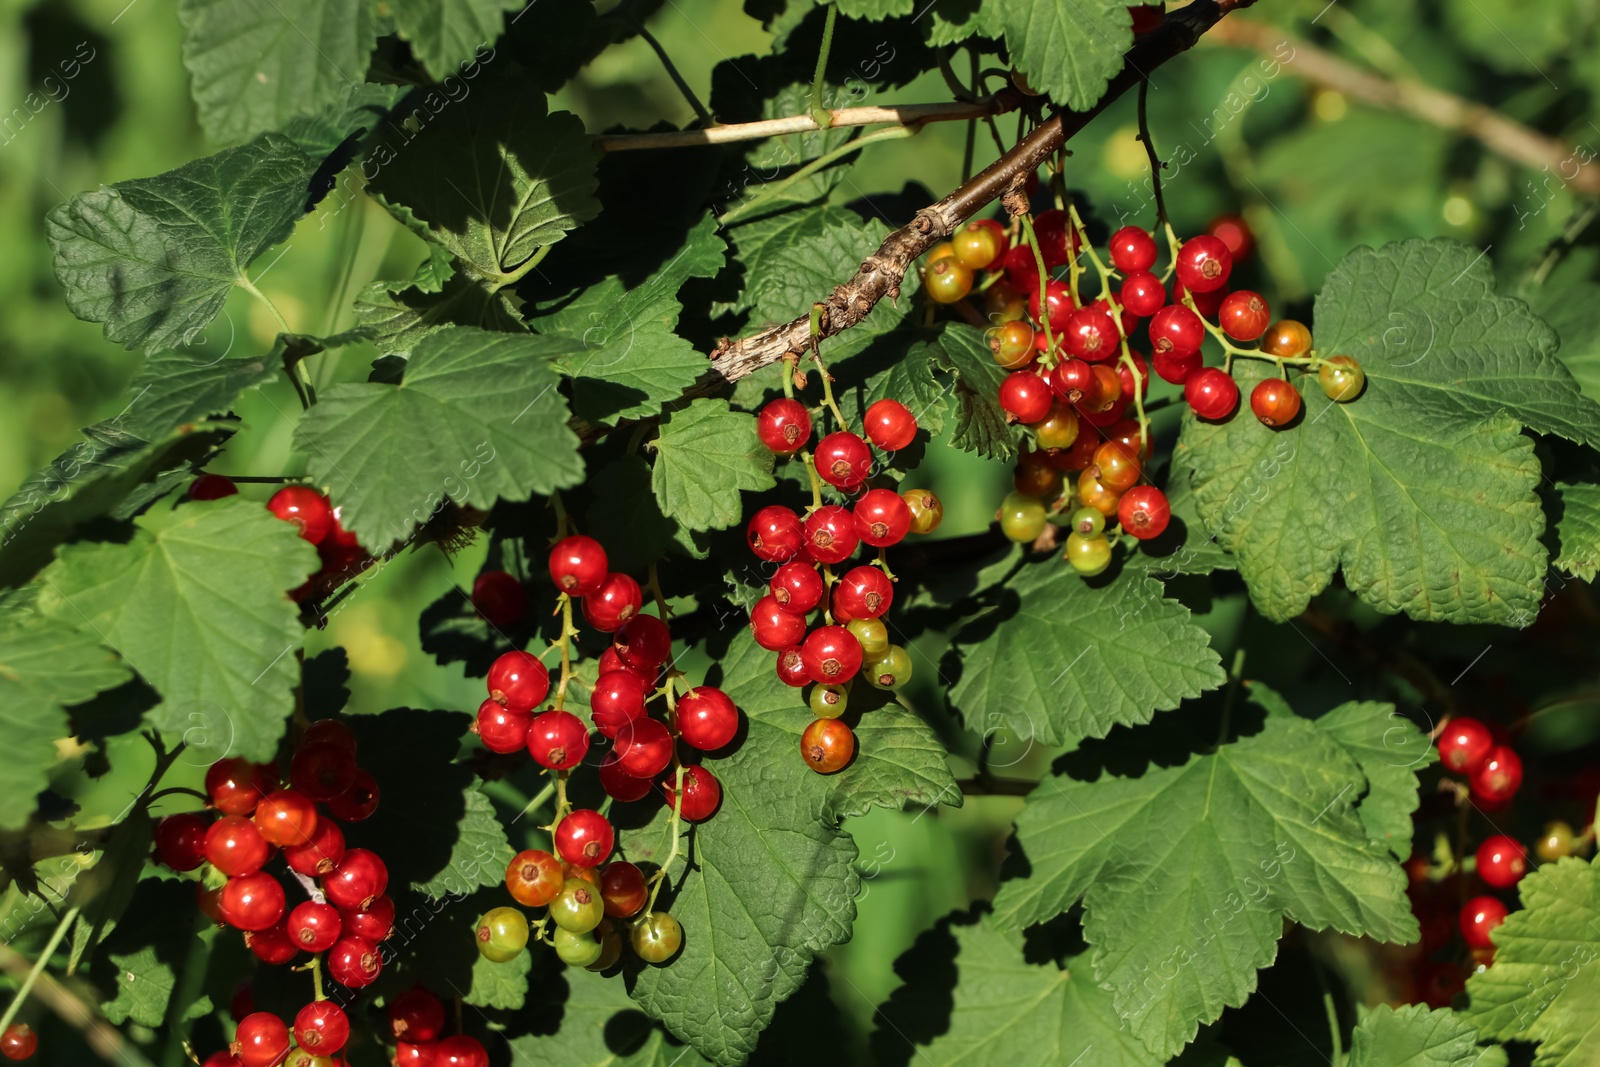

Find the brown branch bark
[[701, 0, 1257, 389], [1207, 17, 1600, 197]]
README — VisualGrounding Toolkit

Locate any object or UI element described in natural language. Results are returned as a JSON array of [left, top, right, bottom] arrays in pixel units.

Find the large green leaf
[[1551, 481, 1600, 581], [0, 614, 130, 830], [46, 134, 312, 353], [1299, 698, 1434, 860], [510, 968, 712, 1066], [649, 399, 776, 532], [1177, 239, 1600, 625], [36, 497, 319, 764], [927, 324, 1015, 461], [367, 80, 598, 286], [1349, 1004, 1506, 1067], [295, 327, 585, 547], [989, 0, 1130, 111], [947, 559, 1225, 747], [353, 272, 524, 356], [390, 0, 523, 81], [177, 0, 376, 144], [1461, 857, 1600, 1066], [991, 713, 1417, 1059]]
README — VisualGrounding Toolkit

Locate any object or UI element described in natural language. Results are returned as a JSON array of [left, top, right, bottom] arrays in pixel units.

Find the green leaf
[[96, 881, 212, 1028], [177, 0, 376, 144], [295, 326, 585, 546], [465, 944, 530, 1009], [353, 272, 524, 356], [1552, 481, 1600, 581], [989, 0, 1129, 111], [1178, 239, 1600, 625], [36, 498, 318, 764], [390, 0, 522, 81], [1303, 695, 1435, 859], [1349, 1004, 1506, 1067], [510, 967, 713, 1065], [927, 324, 1015, 461], [650, 399, 776, 532], [732, 206, 887, 325], [833, 0, 914, 17], [0, 614, 130, 830], [367, 80, 598, 286], [122, 350, 283, 441], [46, 134, 313, 353], [1526, 255, 1600, 406], [585, 458, 683, 573], [1461, 857, 1600, 1066], [718, 629, 960, 818], [991, 714, 1417, 1059], [947, 559, 1225, 747]]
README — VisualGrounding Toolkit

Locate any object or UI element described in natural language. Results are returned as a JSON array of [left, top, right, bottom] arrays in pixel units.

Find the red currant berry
[[267, 486, 333, 544], [863, 399, 917, 451], [155, 812, 210, 872], [475, 699, 532, 754], [1459, 896, 1508, 950], [816, 432, 873, 491], [1175, 235, 1232, 293], [601, 861, 649, 919], [1470, 745, 1522, 805], [1108, 226, 1158, 273], [324, 848, 388, 911], [556, 809, 615, 868], [1261, 319, 1313, 359], [294, 1000, 349, 1055], [598, 751, 654, 802], [395, 1042, 437, 1067], [245, 920, 297, 965], [205, 815, 273, 877], [549, 535, 609, 596], [590, 670, 650, 738], [751, 595, 808, 650], [1148, 304, 1204, 359], [748, 505, 805, 562], [598, 645, 654, 683], [757, 398, 813, 456], [662, 765, 721, 821], [189, 473, 238, 501], [801, 718, 855, 774], [302, 720, 356, 756], [1173, 276, 1227, 318], [804, 505, 859, 565], [1218, 290, 1270, 341], [775, 646, 809, 687], [219, 872, 286, 931], [343, 893, 395, 942], [614, 613, 671, 670], [836, 565, 893, 619], [1118, 486, 1171, 541], [615, 716, 674, 778], [288, 742, 356, 802], [506, 849, 564, 908], [0, 1025, 35, 1063], [771, 560, 825, 614], [527, 709, 590, 770], [1062, 306, 1119, 362], [953, 218, 1008, 270], [471, 570, 525, 627], [854, 488, 912, 548], [1184, 368, 1240, 420], [677, 686, 740, 751], [196, 884, 226, 925], [1437, 717, 1493, 774], [923, 253, 974, 304], [582, 572, 643, 633], [999, 371, 1053, 424], [389, 987, 446, 1043], [1032, 209, 1078, 267], [233, 1013, 290, 1067], [254, 789, 318, 848], [1208, 214, 1255, 260], [287, 900, 342, 952], [1152, 349, 1202, 386], [1000, 244, 1040, 294], [1026, 279, 1074, 333], [801, 625, 864, 685], [1476, 835, 1527, 889], [1119, 270, 1165, 318], [1249, 378, 1302, 428], [487, 650, 550, 712], [205, 758, 277, 817], [435, 1036, 489, 1067], [327, 935, 382, 989], [326, 770, 379, 822]]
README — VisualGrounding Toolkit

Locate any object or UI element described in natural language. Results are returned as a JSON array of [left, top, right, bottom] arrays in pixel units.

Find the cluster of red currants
[[152, 722, 393, 1065], [188, 476, 372, 604], [746, 393, 942, 774]]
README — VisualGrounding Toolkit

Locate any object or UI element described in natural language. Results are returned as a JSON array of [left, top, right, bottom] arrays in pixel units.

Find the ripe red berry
[[816, 432, 873, 491], [487, 650, 550, 712], [1218, 290, 1270, 341], [394, 1042, 436, 1067], [1117, 486, 1171, 541], [1175, 235, 1233, 293], [803, 505, 859, 565], [1000, 244, 1040, 294], [475, 699, 532, 754], [555, 809, 615, 868], [506, 849, 564, 908], [326, 770, 379, 822], [287, 900, 342, 952], [590, 670, 650, 738], [775, 646, 809, 687], [288, 742, 356, 802], [1032, 209, 1077, 267], [614, 716, 674, 778], [863, 399, 918, 451], [853, 488, 913, 548], [614, 613, 671, 670], [757, 398, 813, 456], [1149, 304, 1205, 359], [662, 765, 721, 821], [344, 893, 395, 942], [471, 570, 525, 627], [1118, 353, 1150, 401], [388, 987, 446, 1043], [245, 920, 297, 964], [1000, 371, 1053, 424], [836, 565, 893, 619], [770, 561, 825, 614], [1108, 225, 1158, 273], [267, 486, 333, 544], [748, 505, 805, 562], [205, 815, 273, 877], [327, 935, 382, 988], [1459, 896, 1508, 950], [582, 573, 643, 633], [189, 473, 239, 501], [435, 1036, 489, 1067], [527, 710, 591, 770], [1062, 306, 1119, 362], [206, 758, 276, 817], [1119, 270, 1165, 318], [751, 595, 808, 650], [1470, 745, 1523, 805], [294, 1000, 350, 1054], [1249, 378, 1302, 427], [801, 625, 863, 685], [1026, 279, 1073, 333], [233, 1012, 290, 1067], [1152, 349, 1202, 385], [254, 789, 318, 848], [1208, 214, 1255, 260], [598, 751, 654, 802], [801, 718, 855, 774], [302, 718, 356, 754], [1437, 716, 1493, 774], [598, 645, 655, 683], [676, 686, 740, 751], [1476, 835, 1527, 889], [0, 1025, 36, 1063], [601, 861, 649, 918], [1184, 367, 1240, 420], [549, 535, 609, 596], [220, 872, 286, 931], [324, 848, 388, 912], [155, 812, 210, 871]]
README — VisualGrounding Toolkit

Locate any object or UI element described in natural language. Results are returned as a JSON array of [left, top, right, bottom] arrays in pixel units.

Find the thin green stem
[[0, 906, 79, 1037], [645, 761, 686, 915], [238, 274, 291, 334], [1312, 950, 1344, 1066], [552, 594, 578, 711], [638, 25, 713, 126], [1069, 204, 1150, 453], [810, 4, 839, 126], [494, 244, 552, 290], [309, 955, 325, 1002], [1017, 214, 1057, 358], [718, 125, 915, 226], [519, 780, 557, 824], [800, 452, 826, 513]]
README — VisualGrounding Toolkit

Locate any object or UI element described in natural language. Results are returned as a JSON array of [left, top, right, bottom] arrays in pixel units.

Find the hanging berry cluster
[[469, 534, 745, 972], [745, 377, 942, 775]]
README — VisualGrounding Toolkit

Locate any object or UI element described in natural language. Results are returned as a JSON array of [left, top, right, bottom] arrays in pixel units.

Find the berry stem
[[519, 780, 557, 824], [553, 594, 578, 712], [874, 548, 898, 581], [1135, 77, 1170, 230], [1017, 213, 1057, 357], [646, 564, 671, 622], [146, 786, 210, 804], [0, 905, 78, 1039], [646, 762, 687, 916], [551, 492, 570, 541], [1069, 205, 1151, 455], [809, 319, 850, 431], [809, 2, 838, 128], [310, 955, 326, 1002], [800, 451, 826, 513]]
